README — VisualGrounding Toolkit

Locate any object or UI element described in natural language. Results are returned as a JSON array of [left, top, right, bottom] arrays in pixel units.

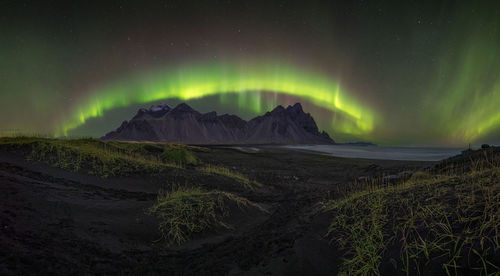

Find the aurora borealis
[[2, 0, 500, 146], [57, 60, 375, 138]]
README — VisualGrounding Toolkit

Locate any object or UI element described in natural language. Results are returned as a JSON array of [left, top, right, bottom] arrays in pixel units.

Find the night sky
[[1, 0, 500, 146]]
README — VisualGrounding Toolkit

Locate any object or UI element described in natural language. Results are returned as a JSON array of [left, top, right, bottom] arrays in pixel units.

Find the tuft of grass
[[324, 164, 500, 275], [160, 145, 201, 166], [408, 171, 433, 182], [146, 186, 265, 245], [198, 164, 261, 191], [327, 193, 387, 275]]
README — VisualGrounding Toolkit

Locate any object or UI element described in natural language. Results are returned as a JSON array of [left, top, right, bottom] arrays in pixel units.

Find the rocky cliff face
[[102, 102, 334, 144]]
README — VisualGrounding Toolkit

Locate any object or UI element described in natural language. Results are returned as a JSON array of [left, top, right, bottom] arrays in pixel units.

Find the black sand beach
[[0, 145, 430, 275]]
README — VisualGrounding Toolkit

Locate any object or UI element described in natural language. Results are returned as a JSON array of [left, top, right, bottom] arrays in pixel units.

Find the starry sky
[[1, 0, 500, 146]]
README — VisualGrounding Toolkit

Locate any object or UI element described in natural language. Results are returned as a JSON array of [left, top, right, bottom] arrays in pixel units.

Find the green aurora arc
[[58, 60, 376, 138]]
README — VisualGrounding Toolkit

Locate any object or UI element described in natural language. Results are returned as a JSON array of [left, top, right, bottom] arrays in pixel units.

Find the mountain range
[[101, 102, 334, 144]]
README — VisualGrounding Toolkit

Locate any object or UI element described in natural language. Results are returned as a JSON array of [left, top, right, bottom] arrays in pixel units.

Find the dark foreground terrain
[[0, 138, 498, 275]]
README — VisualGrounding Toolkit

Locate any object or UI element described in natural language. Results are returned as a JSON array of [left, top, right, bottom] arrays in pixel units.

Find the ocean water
[[282, 145, 464, 161]]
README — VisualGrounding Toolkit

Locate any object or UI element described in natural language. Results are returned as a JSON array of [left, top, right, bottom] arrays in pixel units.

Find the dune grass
[[147, 186, 266, 245], [98, 140, 201, 165], [198, 164, 262, 191], [324, 158, 500, 275], [0, 137, 202, 177], [160, 145, 201, 166], [0, 137, 261, 191]]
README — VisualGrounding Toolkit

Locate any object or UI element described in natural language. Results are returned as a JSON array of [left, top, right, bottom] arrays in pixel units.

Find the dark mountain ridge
[[102, 102, 334, 144]]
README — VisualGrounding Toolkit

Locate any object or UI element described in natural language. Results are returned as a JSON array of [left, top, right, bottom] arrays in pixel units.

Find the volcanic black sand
[[0, 144, 433, 275]]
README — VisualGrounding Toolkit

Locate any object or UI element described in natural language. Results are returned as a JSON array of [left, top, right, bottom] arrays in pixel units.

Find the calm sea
[[282, 145, 464, 161]]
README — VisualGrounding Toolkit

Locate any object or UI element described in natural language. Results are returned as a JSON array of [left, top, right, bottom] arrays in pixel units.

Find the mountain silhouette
[[102, 102, 334, 144]]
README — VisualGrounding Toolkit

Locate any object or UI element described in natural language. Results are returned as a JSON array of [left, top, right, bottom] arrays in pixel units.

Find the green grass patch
[[146, 186, 265, 245], [105, 141, 203, 165], [198, 164, 261, 191], [160, 145, 201, 166]]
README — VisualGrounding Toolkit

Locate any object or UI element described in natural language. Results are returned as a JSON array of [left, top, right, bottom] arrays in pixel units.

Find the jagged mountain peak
[[150, 102, 172, 112], [171, 102, 196, 112], [287, 102, 303, 111], [133, 102, 173, 119], [102, 102, 334, 144], [266, 103, 306, 117]]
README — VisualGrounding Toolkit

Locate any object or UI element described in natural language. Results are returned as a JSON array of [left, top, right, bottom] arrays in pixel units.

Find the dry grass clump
[[324, 156, 500, 275], [407, 171, 433, 182], [327, 193, 388, 275], [198, 164, 261, 191], [434, 147, 500, 175], [147, 186, 265, 245]]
